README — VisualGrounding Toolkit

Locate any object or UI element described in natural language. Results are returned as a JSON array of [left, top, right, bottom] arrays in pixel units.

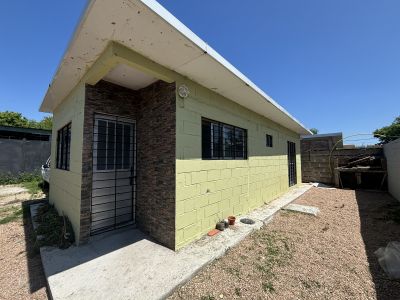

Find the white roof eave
[[40, 0, 310, 135]]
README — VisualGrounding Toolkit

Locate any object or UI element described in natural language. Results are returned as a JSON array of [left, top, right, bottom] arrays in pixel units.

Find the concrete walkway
[[40, 184, 312, 300]]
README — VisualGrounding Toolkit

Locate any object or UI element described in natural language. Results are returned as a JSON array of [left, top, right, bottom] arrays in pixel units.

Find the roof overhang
[[40, 0, 310, 135]]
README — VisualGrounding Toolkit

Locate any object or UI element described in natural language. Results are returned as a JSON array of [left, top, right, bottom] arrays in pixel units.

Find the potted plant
[[228, 216, 236, 225]]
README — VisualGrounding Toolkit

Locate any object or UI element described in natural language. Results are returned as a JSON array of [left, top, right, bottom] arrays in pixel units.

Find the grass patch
[[21, 179, 43, 196], [0, 172, 45, 198], [0, 203, 30, 224], [301, 279, 321, 289], [0, 172, 42, 185], [225, 266, 241, 278], [251, 230, 293, 294], [0, 206, 23, 224], [262, 281, 275, 293], [200, 296, 215, 300]]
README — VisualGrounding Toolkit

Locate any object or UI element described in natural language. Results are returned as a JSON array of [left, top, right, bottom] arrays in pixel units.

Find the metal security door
[[91, 114, 136, 235], [287, 141, 297, 187]]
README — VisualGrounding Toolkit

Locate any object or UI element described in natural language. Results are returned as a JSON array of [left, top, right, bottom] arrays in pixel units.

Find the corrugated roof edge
[[0, 125, 52, 135]]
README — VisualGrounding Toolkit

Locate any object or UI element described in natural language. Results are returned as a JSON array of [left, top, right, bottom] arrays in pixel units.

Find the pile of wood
[[334, 154, 387, 190]]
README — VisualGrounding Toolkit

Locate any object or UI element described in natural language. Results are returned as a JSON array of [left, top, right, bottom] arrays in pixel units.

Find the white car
[[41, 157, 51, 184]]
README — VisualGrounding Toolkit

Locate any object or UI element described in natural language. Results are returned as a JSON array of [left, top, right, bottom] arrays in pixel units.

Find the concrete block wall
[[384, 139, 400, 201], [175, 79, 301, 249], [0, 139, 50, 175], [301, 134, 383, 185], [49, 83, 86, 242]]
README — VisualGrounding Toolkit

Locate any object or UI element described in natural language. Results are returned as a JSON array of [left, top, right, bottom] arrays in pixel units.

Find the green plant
[[374, 116, 400, 144], [225, 267, 241, 278], [0, 202, 30, 224], [34, 204, 75, 249], [234, 287, 242, 296], [251, 231, 292, 294], [0, 111, 52, 130], [0, 206, 23, 224], [301, 279, 321, 289], [201, 296, 215, 300], [0, 172, 42, 185], [262, 282, 275, 293], [310, 128, 319, 135]]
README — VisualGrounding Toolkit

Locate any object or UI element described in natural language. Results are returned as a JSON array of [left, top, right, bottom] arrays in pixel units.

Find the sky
[[0, 0, 399, 145]]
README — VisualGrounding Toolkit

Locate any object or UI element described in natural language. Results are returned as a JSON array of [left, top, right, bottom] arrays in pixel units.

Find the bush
[[0, 172, 42, 185], [34, 203, 75, 249]]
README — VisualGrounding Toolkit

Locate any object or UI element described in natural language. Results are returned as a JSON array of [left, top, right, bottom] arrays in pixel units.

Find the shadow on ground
[[21, 182, 51, 298], [22, 198, 48, 294], [355, 190, 400, 300]]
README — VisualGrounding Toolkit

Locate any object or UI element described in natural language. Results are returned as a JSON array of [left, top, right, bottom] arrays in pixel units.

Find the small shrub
[[200, 296, 215, 300], [262, 282, 275, 293], [0, 172, 41, 185], [34, 203, 75, 249]]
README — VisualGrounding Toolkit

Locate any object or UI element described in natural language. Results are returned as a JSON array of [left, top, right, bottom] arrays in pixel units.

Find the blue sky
[[1, 1, 399, 144]]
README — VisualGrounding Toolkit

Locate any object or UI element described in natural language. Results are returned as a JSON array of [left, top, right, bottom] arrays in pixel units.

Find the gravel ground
[[169, 187, 400, 300], [0, 200, 48, 300]]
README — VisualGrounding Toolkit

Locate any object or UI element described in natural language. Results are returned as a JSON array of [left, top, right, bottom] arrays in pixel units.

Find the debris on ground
[[311, 182, 336, 189], [375, 241, 400, 279], [282, 203, 320, 216]]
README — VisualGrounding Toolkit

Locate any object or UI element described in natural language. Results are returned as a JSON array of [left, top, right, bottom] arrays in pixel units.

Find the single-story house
[[40, 0, 310, 250]]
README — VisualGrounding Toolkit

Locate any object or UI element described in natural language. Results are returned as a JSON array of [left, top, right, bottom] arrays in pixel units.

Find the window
[[202, 118, 247, 160], [95, 118, 134, 171], [56, 123, 71, 170], [266, 134, 273, 147]]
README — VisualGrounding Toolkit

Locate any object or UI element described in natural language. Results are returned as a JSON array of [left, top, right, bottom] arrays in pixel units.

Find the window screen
[[56, 123, 71, 170], [202, 118, 247, 160]]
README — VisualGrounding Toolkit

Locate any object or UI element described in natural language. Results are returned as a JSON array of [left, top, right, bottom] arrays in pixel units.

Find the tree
[[0, 111, 30, 127], [310, 128, 319, 135], [0, 111, 52, 130], [374, 116, 400, 144], [36, 116, 53, 130]]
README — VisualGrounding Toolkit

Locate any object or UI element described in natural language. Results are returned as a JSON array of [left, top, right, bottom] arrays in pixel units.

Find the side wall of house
[[175, 79, 302, 249], [384, 139, 400, 201], [49, 83, 85, 242]]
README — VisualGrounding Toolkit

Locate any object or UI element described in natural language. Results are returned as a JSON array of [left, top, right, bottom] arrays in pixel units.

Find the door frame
[[287, 141, 297, 187], [90, 113, 137, 235]]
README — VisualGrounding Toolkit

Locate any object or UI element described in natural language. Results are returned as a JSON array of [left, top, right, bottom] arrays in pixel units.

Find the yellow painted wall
[[49, 83, 85, 243], [175, 79, 302, 249]]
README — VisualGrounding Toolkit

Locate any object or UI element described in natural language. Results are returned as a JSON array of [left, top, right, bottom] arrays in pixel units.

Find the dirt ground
[[169, 187, 400, 300], [0, 188, 48, 300]]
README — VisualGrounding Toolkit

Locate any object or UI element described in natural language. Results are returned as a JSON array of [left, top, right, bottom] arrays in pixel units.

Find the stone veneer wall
[[81, 80, 176, 249]]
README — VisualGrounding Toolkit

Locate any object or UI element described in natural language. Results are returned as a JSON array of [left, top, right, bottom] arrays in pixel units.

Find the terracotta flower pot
[[228, 216, 236, 225]]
